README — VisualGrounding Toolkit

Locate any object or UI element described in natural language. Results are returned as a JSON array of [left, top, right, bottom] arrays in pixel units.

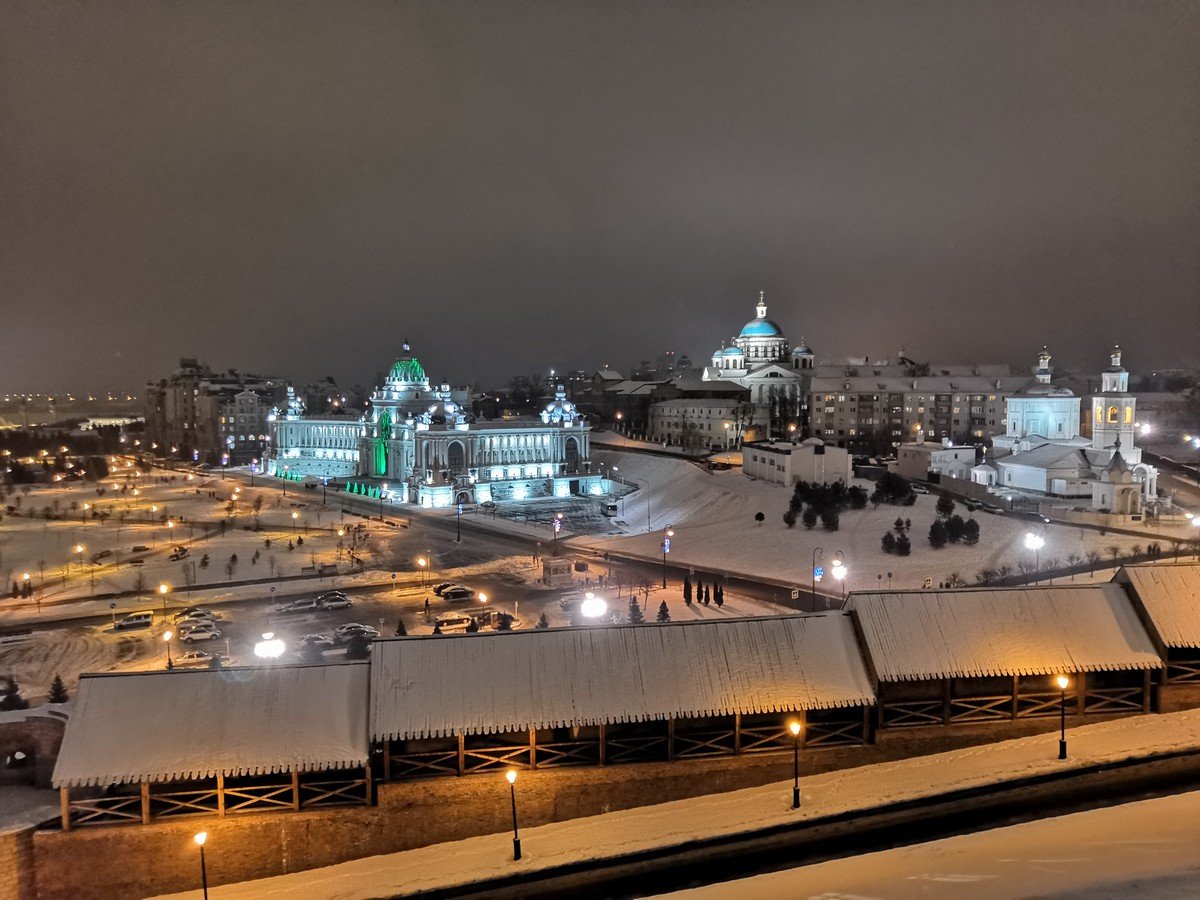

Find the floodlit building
[[893, 440, 978, 482], [971, 347, 1159, 513], [266, 343, 600, 506], [743, 437, 852, 486]]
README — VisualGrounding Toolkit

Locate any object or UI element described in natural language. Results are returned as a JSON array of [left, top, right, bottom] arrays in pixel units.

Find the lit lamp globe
[[580, 592, 607, 619], [254, 632, 286, 659]]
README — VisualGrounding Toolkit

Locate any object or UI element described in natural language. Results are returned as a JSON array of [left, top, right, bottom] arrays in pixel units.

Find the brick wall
[[0, 716, 65, 789], [29, 712, 1116, 900], [0, 827, 35, 900]]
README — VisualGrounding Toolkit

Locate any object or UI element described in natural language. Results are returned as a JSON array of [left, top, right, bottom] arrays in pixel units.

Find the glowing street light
[[417, 556, 428, 586], [581, 592, 607, 619], [73, 544, 86, 572], [291, 510, 299, 533], [831, 552, 848, 604], [1024, 532, 1045, 583], [193, 831, 209, 899], [788, 718, 803, 808], [1054, 674, 1070, 759], [661, 525, 675, 589], [478, 592, 489, 605], [505, 769, 522, 861], [254, 632, 286, 659], [162, 629, 174, 669]]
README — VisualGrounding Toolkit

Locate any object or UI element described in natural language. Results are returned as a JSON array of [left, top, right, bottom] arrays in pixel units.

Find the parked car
[[334, 623, 379, 642], [318, 593, 352, 610], [89, 550, 113, 563], [177, 618, 218, 636], [441, 587, 475, 602], [176, 612, 217, 628], [174, 650, 215, 668], [173, 607, 213, 622], [432, 582, 459, 596], [981, 504, 1005, 515], [296, 633, 335, 651], [277, 598, 319, 614], [115, 612, 153, 631], [1016, 511, 1051, 524], [180, 624, 222, 643], [910, 484, 930, 495], [131, 545, 150, 553], [168, 547, 189, 561], [434, 613, 473, 633]]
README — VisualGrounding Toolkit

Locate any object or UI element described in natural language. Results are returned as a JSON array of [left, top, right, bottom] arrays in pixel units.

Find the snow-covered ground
[[580, 450, 1184, 593], [666, 790, 1200, 899], [152, 709, 1200, 900]]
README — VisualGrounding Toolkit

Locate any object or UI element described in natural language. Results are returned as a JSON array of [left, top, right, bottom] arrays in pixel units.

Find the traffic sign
[[790, 589, 800, 600]]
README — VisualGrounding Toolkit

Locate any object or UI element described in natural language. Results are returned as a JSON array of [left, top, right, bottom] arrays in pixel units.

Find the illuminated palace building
[[265, 343, 600, 507]]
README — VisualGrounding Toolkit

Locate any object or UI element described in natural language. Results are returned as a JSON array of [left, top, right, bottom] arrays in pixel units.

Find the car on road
[[179, 624, 222, 643], [432, 582, 459, 596], [318, 592, 352, 610], [434, 613, 473, 633], [981, 504, 1005, 515], [910, 484, 930, 495], [1016, 511, 1051, 523], [175, 650, 216, 667], [334, 623, 379, 642], [89, 550, 113, 564], [115, 612, 153, 631], [296, 633, 335, 651], [168, 547, 190, 561], [131, 545, 150, 553], [441, 587, 475, 602], [277, 598, 319, 614]]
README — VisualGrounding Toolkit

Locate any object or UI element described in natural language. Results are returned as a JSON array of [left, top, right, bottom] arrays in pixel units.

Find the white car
[[319, 595, 352, 610], [278, 598, 319, 614], [180, 624, 222, 643], [910, 484, 930, 495], [334, 623, 379, 642], [296, 633, 335, 651], [176, 612, 217, 628], [175, 650, 214, 667]]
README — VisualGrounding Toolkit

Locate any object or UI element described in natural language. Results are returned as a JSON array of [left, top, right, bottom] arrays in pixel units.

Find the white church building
[[971, 347, 1157, 515]]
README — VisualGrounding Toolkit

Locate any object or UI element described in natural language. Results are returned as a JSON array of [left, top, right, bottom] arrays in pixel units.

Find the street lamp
[[661, 526, 674, 589], [193, 831, 209, 900], [254, 632, 286, 659], [1024, 532, 1045, 584], [811, 547, 824, 606], [162, 629, 174, 669], [788, 719, 803, 808], [505, 769, 522, 861], [417, 556, 428, 586], [830, 552, 847, 605], [456, 500, 463, 543], [1055, 674, 1070, 759], [74, 544, 86, 572], [553, 511, 563, 550], [581, 592, 607, 619], [291, 510, 299, 534]]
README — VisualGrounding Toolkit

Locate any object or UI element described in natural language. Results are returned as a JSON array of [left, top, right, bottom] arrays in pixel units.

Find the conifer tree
[[48, 674, 69, 704], [657, 601, 670, 622], [628, 597, 645, 624]]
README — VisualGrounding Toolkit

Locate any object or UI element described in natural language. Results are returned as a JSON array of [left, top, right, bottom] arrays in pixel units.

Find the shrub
[[928, 519, 948, 549], [936, 494, 956, 517], [946, 515, 966, 542], [820, 510, 840, 531], [881, 531, 896, 554], [895, 534, 912, 556], [801, 507, 818, 529], [783, 509, 797, 528], [962, 518, 980, 544]]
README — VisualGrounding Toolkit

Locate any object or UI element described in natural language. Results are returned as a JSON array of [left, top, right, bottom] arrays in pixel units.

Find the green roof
[[389, 357, 427, 384]]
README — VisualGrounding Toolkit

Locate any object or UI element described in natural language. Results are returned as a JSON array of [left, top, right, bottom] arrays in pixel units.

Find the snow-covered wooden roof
[[1120, 564, 1200, 649], [370, 616, 874, 740], [53, 664, 369, 788], [850, 584, 1162, 682]]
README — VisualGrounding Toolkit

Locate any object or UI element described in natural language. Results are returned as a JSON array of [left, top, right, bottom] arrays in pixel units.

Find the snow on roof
[[850, 585, 1162, 682], [995, 443, 1092, 472], [1120, 564, 1200, 649], [53, 664, 369, 788], [371, 616, 874, 740]]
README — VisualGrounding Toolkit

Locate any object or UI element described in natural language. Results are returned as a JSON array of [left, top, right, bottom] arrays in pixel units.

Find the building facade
[[266, 344, 601, 506], [743, 437, 852, 486], [972, 347, 1159, 513]]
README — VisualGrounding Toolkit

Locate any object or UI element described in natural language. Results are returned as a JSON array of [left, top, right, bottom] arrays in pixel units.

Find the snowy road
[[664, 790, 1200, 899]]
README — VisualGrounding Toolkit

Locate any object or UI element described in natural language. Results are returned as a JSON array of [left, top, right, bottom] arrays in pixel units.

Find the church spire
[[1035, 345, 1052, 384], [756, 290, 767, 319]]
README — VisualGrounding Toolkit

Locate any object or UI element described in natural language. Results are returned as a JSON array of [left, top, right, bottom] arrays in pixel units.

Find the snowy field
[[581, 450, 1184, 593], [152, 709, 1200, 900], [0, 470, 383, 604], [667, 791, 1200, 899]]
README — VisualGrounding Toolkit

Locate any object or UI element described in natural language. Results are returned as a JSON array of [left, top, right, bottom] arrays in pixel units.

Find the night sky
[[2, 1, 1198, 391]]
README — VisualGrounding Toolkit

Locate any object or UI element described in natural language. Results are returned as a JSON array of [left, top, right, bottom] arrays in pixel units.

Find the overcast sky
[[2, 1, 1197, 392]]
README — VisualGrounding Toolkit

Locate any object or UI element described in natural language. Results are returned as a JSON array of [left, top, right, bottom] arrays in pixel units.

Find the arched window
[[1107, 406, 1119, 424], [1124, 406, 1133, 424]]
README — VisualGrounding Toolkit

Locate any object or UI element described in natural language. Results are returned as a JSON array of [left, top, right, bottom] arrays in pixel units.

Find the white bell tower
[[1091, 345, 1137, 461]]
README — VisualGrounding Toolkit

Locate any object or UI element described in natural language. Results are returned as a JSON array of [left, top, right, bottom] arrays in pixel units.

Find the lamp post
[[417, 556, 427, 587], [291, 511, 299, 534], [831, 552, 847, 606], [158, 581, 170, 617], [553, 512, 563, 551], [1055, 674, 1070, 759], [456, 501, 463, 543], [193, 831, 209, 900], [163, 629, 174, 669], [811, 547, 824, 606], [788, 719, 802, 808], [74, 544, 86, 573], [380, 483, 388, 520], [1025, 532, 1045, 584], [660, 526, 674, 589], [505, 769, 522, 860]]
